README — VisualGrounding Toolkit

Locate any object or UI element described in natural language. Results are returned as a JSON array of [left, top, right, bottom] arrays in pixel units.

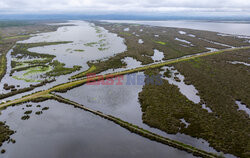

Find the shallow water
[[175, 38, 194, 46], [188, 34, 196, 37], [124, 27, 130, 32], [0, 48, 34, 93], [0, 20, 238, 158], [0, 20, 126, 98], [161, 66, 200, 104], [99, 57, 142, 75], [179, 31, 187, 35], [152, 49, 164, 62], [229, 61, 250, 66], [123, 57, 142, 69], [138, 39, 144, 44], [103, 20, 250, 36], [20, 21, 126, 68], [0, 100, 194, 158], [57, 72, 222, 155], [160, 66, 212, 113], [180, 118, 190, 128], [235, 101, 250, 117], [206, 47, 218, 52]]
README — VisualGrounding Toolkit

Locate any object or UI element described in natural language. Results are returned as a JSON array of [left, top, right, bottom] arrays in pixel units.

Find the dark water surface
[[0, 100, 194, 158]]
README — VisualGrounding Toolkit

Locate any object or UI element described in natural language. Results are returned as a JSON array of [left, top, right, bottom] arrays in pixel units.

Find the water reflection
[[0, 20, 127, 100], [152, 49, 164, 62], [57, 72, 219, 154], [20, 21, 126, 68], [160, 66, 212, 113], [229, 61, 250, 67], [235, 100, 250, 117], [0, 100, 194, 158]]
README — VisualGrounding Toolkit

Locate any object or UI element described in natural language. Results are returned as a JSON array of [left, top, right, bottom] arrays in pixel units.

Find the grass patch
[[21, 115, 30, 120], [74, 49, 85, 52], [154, 40, 166, 45], [12, 76, 41, 82], [98, 34, 104, 38], [24, 110, 32, 115], [71, 65, 96, 79], [12, 65, 52, 82], [11, 42, 81, 78], [42, 107, 49, 111], [0, 122, 14, 147], [46, 60, 81, 77], [3, 35, 30, 40], [35, 111, 43, 115], [0, 42, 15, 81], [119, 32, 132, 36], [94, 26, 102, 33], [98, 47, 109, 51], [84, 42, 98, 47], [23, 66, 51, 76]]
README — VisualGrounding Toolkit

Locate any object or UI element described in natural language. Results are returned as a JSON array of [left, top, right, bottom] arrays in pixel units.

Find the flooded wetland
[[0, 20, 250, 158]]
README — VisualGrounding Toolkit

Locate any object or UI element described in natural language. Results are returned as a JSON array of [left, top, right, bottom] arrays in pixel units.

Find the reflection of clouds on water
[[102, 86, 132, 108], [85, 85, 134, 109], [152, 49, 164, 62], [0, 100, 193, 158], [0, 20, 126, 96], [160, 66, 213, 113], [58, 72, 219, 154], [20, 21, 127, 68]]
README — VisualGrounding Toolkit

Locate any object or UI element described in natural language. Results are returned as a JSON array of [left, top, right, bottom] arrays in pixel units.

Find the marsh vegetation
[[10, 42, 82, 82], [1, 20, 250, 158], [139, 48, 250, 158], [72, 21, 250, 80]]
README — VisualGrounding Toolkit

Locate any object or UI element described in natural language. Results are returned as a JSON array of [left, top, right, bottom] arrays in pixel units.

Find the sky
[[0, 0, 250, 16]]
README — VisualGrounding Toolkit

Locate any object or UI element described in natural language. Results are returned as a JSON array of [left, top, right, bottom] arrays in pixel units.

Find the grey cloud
[[0, 0, 250, 14]]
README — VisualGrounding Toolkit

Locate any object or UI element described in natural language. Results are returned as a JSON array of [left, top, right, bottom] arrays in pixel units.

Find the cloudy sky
[[0, 0, 250, 15]]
